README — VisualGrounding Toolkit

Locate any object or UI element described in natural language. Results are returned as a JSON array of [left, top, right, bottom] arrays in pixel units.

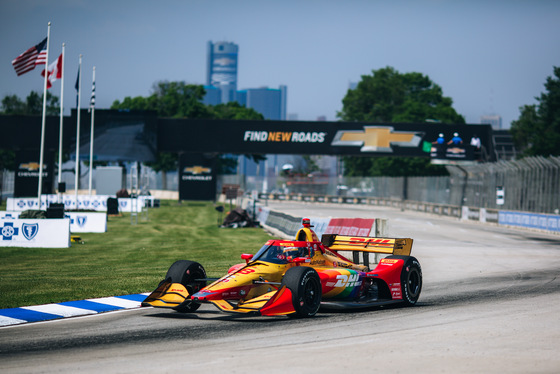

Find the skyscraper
[[206, 41, 239, 103], [237, 85, 287, 120], [203, 40, 287, 120]]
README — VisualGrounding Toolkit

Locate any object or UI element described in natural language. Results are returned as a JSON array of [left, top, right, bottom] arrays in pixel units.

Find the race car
[[142, 218, 422, 317]]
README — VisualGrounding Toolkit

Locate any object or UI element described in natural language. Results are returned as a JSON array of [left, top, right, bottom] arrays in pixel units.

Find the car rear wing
[[321, 234, 413, 256]]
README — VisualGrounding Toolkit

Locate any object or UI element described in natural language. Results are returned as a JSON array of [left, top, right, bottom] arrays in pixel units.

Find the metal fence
[[446, 156, 560, 214], [235, 156, 559, 215], [3, 156, 558, 215]]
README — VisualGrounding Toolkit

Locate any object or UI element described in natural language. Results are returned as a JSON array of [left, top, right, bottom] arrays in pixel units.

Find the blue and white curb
[[0, 293, 149, 327]]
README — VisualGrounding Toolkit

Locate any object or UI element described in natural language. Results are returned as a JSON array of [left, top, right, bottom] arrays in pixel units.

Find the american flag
[[11, 37, 48, 76]]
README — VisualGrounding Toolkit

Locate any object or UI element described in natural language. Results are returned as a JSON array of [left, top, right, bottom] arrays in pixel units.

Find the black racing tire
[[387, 255, 422, 306], [281, 266, 322, 318], [165, 260, 207, 313]]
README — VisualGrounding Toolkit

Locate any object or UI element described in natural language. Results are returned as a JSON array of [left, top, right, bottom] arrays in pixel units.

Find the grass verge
[[0, 200, 273, 309]]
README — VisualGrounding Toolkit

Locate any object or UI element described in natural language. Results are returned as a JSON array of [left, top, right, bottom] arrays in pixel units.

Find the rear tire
[[281, 266, 321, 317], [387, 256, 422, 306], [165, 260, 206, 312]]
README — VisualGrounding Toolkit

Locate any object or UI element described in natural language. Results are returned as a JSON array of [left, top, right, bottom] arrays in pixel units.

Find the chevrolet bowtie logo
[[19, 162, 42, 171], [331, 126, 423, 152], [184, 166, 211, 175]]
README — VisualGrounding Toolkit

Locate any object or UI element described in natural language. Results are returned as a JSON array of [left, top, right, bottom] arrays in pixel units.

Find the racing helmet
[[302, 217, 313, 227]]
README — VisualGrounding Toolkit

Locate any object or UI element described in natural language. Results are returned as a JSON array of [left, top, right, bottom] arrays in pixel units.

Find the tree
[[210, 101, 264, 120], [209, 102, 267, 171], [112, 81, 268, 176], [1, 91, 59, 115], [338, 66, 465, 124], [510, 66, 560, 157], [337, 66, 465, 176], [112, 81, 212, 183], [112, 81, 211, 118]]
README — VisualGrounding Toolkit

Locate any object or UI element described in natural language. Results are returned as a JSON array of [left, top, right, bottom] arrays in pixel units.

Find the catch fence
[[231, 156, 560, 215]]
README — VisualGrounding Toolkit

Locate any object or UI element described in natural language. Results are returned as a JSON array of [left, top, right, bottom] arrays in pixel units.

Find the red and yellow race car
[[142, 218, 422, 317]]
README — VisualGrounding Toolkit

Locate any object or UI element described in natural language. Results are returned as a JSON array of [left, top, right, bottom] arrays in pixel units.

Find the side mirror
[[241, 253, 253, 264]]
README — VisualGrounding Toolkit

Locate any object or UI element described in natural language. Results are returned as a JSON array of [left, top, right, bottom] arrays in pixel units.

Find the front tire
[[165, 260, 206, 312], [281, 266, 322, 317]]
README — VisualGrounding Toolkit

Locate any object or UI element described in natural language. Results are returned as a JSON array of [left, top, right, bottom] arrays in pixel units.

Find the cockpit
[[252, 241, 313, 264]]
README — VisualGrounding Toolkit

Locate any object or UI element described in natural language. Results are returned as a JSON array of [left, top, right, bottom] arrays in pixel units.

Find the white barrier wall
[[65, 212, 107, 233], [0, 211, 21, 219], [0, 218, 70, 248], [7, 195, 155, 212], [2, 211, 107, 233]]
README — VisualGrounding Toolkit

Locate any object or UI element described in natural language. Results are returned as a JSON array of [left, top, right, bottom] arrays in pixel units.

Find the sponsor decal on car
[[380, 259, 399, 265], [332, 273, 361, 288]]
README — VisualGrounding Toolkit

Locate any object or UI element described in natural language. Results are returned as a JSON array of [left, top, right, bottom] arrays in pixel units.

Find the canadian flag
[[41, 53, 63, 89]]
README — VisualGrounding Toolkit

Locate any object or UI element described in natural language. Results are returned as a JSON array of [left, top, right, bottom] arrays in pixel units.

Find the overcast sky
[[1, 0, 559, 127]]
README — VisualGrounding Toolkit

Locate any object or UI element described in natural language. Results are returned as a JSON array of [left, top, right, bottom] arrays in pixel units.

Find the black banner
[[14, 150, 54, 197], [178, 153, 217, 201], [158, 119, 494, 160]]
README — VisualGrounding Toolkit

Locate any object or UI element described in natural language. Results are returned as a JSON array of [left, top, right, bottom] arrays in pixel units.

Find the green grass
[[0, 200, 272, 309]]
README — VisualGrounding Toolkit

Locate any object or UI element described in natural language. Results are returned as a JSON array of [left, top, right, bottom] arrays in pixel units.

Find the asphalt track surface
[[1, 202, 559, 373]]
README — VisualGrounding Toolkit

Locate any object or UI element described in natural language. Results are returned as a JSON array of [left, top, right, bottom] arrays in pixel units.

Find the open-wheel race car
[[142, 218, 422, 317]]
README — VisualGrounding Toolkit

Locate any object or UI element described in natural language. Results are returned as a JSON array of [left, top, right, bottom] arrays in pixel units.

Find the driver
[[283, 246, 309, 259], [295, 217, 319, 242]]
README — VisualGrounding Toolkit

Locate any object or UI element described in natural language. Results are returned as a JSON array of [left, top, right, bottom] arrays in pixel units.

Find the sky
[[1, 0, 559, 128]]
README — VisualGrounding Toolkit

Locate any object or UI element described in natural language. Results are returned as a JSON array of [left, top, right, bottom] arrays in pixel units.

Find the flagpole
[[57, 43, 65, 203], [88, 66, 95, 195], [37, 22, 51, 209], [74, 54, 82, 208]]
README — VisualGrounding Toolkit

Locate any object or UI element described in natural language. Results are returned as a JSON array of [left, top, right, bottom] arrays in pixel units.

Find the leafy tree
[[112, 81, 211, 118], [338, 66, 465, 124], [337, 66, 465, 176], [112, 81, 268, 176], [1, 91, 59, 115], [210, 101, 264, 120], [1, 95, 25, 114], [112, 81, 211, 182], [510, 66, 560, 157]]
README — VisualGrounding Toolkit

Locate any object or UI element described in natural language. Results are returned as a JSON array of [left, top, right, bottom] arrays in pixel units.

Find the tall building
[[206, 41, 238, 103], [480, 115, 503, 129], [237, 86, 287, 120], [203, 40, 287, 120]]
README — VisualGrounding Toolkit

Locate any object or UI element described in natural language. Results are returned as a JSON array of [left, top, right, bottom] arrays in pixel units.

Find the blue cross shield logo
[[22, 223, 39, 240], [1, 222, 19, 240], [77, 216, 87, 227]]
